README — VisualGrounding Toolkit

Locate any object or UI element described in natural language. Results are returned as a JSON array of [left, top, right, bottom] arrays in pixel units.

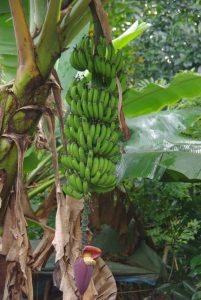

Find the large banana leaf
[[123, 72, 201, 117], [117, 109, 201, 182], [0, 14, 17, 82], [0, 0, 29, 82]]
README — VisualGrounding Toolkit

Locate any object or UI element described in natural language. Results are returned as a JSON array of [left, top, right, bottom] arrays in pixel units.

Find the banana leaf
[[0, 0, 29, 82], [117, 109, 201, 182], [112, 20, 150, 50], [123, 72, 201, 117]]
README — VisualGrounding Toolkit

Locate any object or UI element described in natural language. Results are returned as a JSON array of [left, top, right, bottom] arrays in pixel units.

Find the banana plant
[[0, 1, 150, 299], [0, 1, 107, 299]]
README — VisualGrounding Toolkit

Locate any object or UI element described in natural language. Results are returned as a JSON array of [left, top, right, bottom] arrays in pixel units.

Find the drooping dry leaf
[[117, 77, 130, 140], [47, 111, 84, 299], [2, 134, 33, 300], [31, 227, 55, 271], [3, 194, 33, 300], [35, 185, 56, 224], [83, 257, 117, 300]]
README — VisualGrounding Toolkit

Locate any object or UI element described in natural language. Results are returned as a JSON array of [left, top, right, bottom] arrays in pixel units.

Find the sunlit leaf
[[113, 21, 150, 50], [123, 72, 201, 117]]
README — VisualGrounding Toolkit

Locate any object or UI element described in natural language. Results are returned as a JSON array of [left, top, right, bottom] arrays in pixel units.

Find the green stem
[[27, 145, 62, 184], [28, 173, 65, 199], [35, 0, 62, 78], [29, 0, 36, 34], [9, 0, 39, 99], [81, 196, 90, 247], [60, 0, 91, 48], [34, 0, 48, 32]]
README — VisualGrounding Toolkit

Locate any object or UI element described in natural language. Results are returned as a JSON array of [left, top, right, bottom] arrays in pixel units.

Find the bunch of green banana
[[61, 36, 125, 200], [70, 35, 123, 78]]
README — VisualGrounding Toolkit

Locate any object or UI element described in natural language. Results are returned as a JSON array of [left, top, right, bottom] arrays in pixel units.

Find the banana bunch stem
[[81, 196, 90, 247]]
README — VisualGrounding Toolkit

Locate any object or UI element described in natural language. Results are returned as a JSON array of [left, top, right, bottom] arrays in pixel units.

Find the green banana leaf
[[113, 20, 150, 50], [0, 14, 17, 82], [117, 109, 201, 182], [0, 0, 29, 82], [123, 72, 201, 117]]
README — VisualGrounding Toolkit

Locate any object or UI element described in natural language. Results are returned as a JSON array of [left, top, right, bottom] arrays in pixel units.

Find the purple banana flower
[[73, 257, 93, 295], [73, 246, 102, 295]]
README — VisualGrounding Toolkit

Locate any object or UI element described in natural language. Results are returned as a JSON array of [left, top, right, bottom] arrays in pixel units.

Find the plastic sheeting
[[116, 109, 201, 182]]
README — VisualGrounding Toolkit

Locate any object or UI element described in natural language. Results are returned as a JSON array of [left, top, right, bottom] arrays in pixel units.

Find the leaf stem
[[9, 0, 39, 99], [27, 145, 62, 185], [35, 0, 62, 78], [28, 173, 65, 199]]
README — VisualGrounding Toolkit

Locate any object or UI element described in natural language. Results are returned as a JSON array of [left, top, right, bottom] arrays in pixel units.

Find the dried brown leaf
[[83, 257, 117, 300], [31, 227, 55, 271]]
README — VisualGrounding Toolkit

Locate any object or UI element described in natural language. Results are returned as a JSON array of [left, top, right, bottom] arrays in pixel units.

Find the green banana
[[68, 174, 78, 190], [77, 81, 84, 97], [73, 143, 80, 160], [85, 167, 91, 181], [66, 94, 72, 105], [71, 158, 80, 172], [94, 123, 101, 141], [66, 114, 75, 128], [99, 90, 106, 104], [88, 89, 94, 102], [92, 102, 99, 119], [78, 50, 87, 70], [76, 176, 83, 193], [86, 150, 93, 169], [110, 64, 116, 78], [87, 101, 94, 118], [98, 157, 105, 172], [91, 157, 99, 176], [82, 99, 89, 118], [82, 117, 90, 136], [73, 115, 81, 130], [70, 86, 78, 99], [64, 35, 124, 197], [107, 78, 117, 92], [87, 134, 93, 149], [93, 89, 99, 102], [99, 140, 110, 155], [64, 126, 71, 139], [79, 161, 85, 178], [103, 92, 110, 109], [69, 127, 77, 141], [83, 180, 89, 194], [100, 59, 106, 77], [79, 147, 86, 162], [61, 155, 73, 169], [70, 100, 77, 114], [89, 124, 96, 142], [98, 102, 104, 120], [94, 138, 101, 154], [76, 100, 84, 116], [110, 95, 117, 110], [91, 171, 101, 185], [71, 189, 83, 199], [103, 107, 112, 122], [99, 124, 107, 143]]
